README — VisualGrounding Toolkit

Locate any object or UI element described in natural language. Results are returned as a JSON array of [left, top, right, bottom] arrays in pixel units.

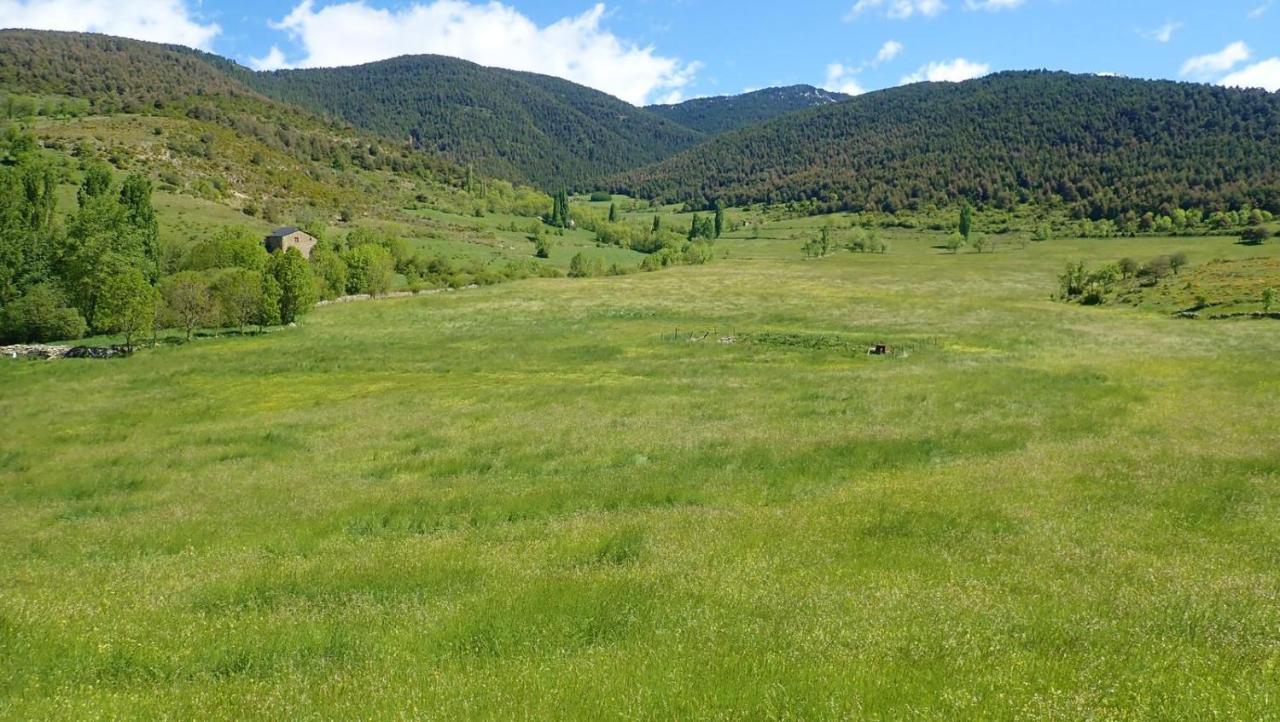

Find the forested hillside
[[618, 72, 1280, 220], [646, 85, 850, 135], [0, 31, 471, 188], [236, 56, 706, 189], [0, 30, 249, 112]]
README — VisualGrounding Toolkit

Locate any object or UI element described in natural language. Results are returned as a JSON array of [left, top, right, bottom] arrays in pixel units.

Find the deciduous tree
[[160, 271, 214, 341], [95, 268, 157, 351]]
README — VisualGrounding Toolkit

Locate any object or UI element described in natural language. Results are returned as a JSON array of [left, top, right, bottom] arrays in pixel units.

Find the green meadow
[[3, 230, 1280, 719]]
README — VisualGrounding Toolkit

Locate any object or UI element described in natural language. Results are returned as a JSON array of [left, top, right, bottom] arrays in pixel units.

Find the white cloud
[[824, 63, 866, 95], [822, 41, 903, 95], [1141, 20, 1182, 43], [0, 0, 219, 49], [1220, 58, 1280, 91], [845, 0, 946, 21], [900, 57, 990, 84], [250, 46, 289, 72], [257, 1, 697, 106], [1180, 41, 1251, 78], [964, 0, 1024, 10], [1249, 2, 1273, 19], [876, 40, 905, 64]]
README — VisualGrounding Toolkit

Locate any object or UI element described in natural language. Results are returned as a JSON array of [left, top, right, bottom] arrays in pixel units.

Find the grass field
[[3, 231, 1279, 719]]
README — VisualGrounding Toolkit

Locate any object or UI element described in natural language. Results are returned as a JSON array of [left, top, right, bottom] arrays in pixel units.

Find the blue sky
[[2, 0, 1278, 103]]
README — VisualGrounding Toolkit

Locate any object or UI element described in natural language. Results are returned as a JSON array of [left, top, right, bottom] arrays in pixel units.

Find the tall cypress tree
[[550, 190, 570, 228], [959, 201, 973, 240], [714, 205, 725, 238]]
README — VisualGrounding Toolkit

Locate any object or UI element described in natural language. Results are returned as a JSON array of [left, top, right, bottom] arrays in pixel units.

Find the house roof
[[267, 226, 301, 238]]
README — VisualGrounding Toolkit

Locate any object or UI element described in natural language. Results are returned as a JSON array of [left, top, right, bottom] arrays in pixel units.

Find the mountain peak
[[646, 84, 851, 135]]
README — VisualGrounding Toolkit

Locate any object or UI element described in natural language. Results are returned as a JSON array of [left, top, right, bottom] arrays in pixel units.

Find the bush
[[0, 284, 88, 343], [534, 236, 553, 259], [1118, 257, 1139, 278], [568, 252, 605, 278], [1139, 256, 1173, 284], [1241, 227, 1271, 245], [589, 191, 612, 202]]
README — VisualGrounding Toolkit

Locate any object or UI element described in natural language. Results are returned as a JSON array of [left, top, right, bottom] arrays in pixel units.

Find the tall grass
[[2, 232, 1279, 719]]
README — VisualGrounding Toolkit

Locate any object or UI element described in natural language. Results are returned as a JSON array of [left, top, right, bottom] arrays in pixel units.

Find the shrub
[[684, 242, 713, 265], [1118, 257, 1139, 279], [1241, 227, 1271, 245], [1059, 261, 1087, 298], [1139, 256, 1173, 285], [0, 284, 87, 343], [589, 191, 612, 202], [568, 252, 605, 278], [534, 236, 553, 259]]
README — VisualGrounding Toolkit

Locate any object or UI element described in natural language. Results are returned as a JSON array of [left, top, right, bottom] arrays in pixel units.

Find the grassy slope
[[23, 115, 640, 277], [2, 231, 1279, 718]]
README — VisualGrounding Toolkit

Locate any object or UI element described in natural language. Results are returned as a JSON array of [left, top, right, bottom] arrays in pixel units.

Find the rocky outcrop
[[2, 344, 70, 359], [2, 344, 130, 360]]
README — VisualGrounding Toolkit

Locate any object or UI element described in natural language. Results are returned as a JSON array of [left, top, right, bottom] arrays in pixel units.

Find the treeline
[[617, 72, 1280, 221], [0, 128, 547, 346], [236, 54, 704, 188], [1, 92, 92, 120]]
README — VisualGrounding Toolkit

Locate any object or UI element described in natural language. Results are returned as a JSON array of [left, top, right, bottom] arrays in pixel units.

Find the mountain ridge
[[229, 54, 707, 190], [645, 84, 851, 135], [616, 70, 1280, 219]]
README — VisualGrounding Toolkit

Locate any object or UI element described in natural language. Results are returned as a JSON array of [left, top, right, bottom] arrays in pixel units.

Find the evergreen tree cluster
[[548, 190, 571, 228], [617, 72, 1280, 221], [236, 54, 705, 189]]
